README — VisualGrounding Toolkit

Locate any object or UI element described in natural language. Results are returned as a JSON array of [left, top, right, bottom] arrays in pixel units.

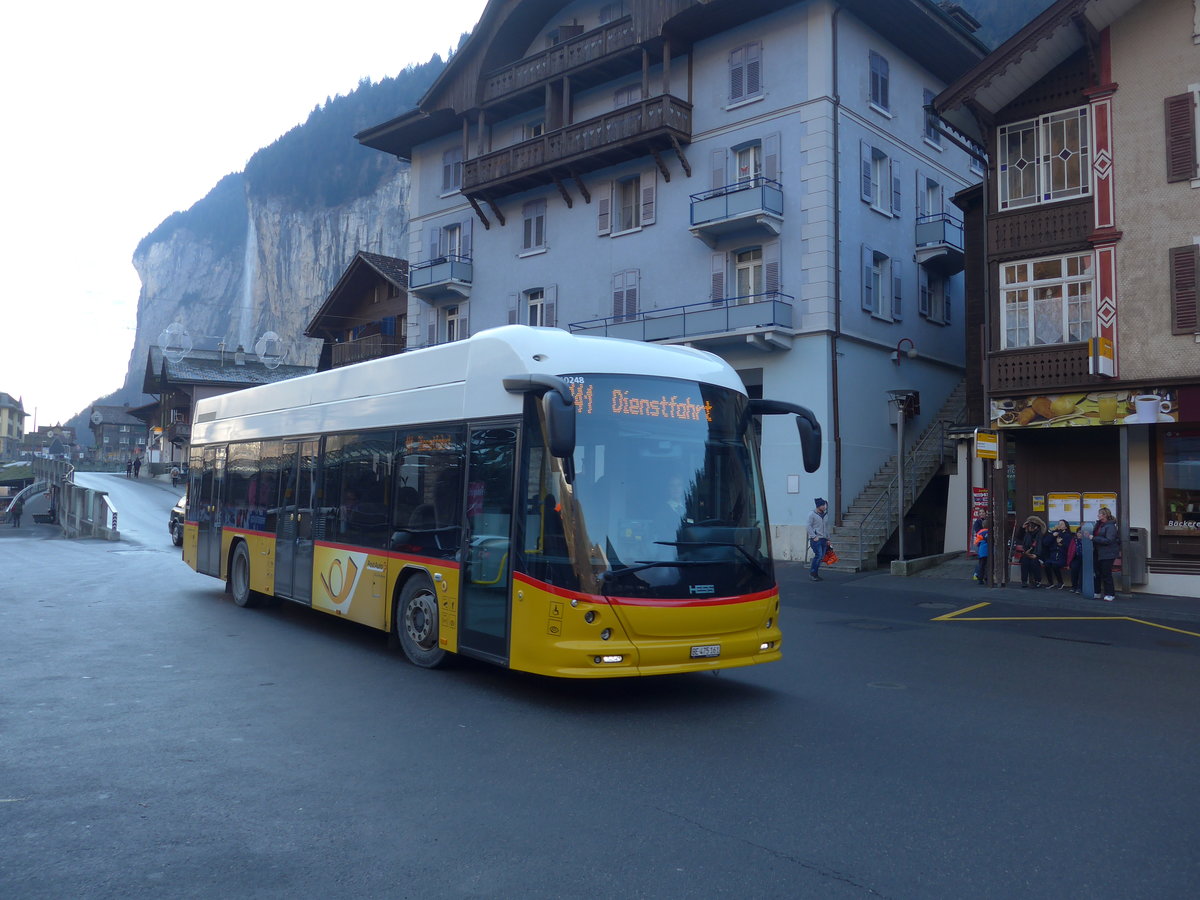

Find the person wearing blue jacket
[[973, 521, 990, 585]]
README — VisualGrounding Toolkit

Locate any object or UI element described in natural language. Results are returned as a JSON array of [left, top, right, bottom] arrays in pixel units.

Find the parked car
[[169, 494, 186, 546]]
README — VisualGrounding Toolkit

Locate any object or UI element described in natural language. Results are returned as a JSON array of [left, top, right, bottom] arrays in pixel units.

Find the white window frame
[[444, 304, 464, 343], [615, 175, 641, 233], [869, 51, 890, 113], [998, 106, 1091, 210], [735, 247, 764, 301], [735, 143, 762, 185], [923, 89, 941, 147], [440, 223, 463, 259], [1000, 252, 1096, 349], [442, 146, 463, 193], [522, 200, 546, 251], [526, 288, 546, 326]]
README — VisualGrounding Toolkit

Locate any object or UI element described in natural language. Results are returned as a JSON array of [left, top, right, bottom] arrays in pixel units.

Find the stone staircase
[[827, 379, 967, 571]]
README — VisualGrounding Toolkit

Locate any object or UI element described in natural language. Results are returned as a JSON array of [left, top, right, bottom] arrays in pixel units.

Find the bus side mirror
[[747, 398, 822, 474], [543, 390, 576, 459]]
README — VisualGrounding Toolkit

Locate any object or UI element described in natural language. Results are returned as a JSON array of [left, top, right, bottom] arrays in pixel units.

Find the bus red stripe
[[512, 572, 776, 608]]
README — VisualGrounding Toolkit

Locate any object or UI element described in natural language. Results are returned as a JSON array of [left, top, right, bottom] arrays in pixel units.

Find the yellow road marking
[[931, 602, 1200, 638]]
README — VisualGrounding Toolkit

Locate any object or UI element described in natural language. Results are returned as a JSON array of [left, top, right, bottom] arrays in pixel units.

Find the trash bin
[[1124, 526, 1148, 585]]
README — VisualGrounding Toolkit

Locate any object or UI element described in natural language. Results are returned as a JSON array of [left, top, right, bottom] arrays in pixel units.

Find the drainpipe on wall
[[831, 2, 844, 526]]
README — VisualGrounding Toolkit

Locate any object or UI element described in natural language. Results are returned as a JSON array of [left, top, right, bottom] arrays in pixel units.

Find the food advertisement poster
[[990, 389, 1178, 429]]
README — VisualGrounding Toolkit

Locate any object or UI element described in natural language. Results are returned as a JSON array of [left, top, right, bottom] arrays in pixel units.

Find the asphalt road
[[2, 477, 1198, 898]]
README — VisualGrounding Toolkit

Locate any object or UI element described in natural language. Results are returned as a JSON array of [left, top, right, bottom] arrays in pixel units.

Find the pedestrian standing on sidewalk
[[1066, 527, 1084, 592], [1017, 516, 1047, 588], [1092, 506, 1119, 601], [133, 456, 142, 479], [807, 498, 830, 582], [1044, 519, 1070, 588], [126, 459, 133, 478], [9, 497, 23, 528], [973, 520, 990, 585]]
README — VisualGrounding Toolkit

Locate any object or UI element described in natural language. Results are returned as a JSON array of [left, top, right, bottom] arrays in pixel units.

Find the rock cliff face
[[125, 168, 410, 384]]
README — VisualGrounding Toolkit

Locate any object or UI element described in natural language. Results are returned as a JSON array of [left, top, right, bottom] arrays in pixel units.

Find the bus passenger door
[[458, 424, 518, 663], [197, 447, 223, 577], [275, 440, 317, 604]]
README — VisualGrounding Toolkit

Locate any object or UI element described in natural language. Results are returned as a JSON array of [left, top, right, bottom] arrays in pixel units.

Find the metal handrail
[[853, 407, 968, 565]]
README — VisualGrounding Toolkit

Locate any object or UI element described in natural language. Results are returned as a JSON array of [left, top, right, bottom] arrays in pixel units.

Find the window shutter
[[462, 216, 473, 259], [1165, 93, 1198, 182], [729, 47, 744, 101], [860, 141, 873, 203], [944, 278, 953, 325], [745, 42, 761, 96], [427, 323, 437, 345], [764, 242, 781, 295], [612, 271, 626, 318], [918, 266, 930, 317], [625, 269, 639, 319], [915, 169, 927, 217], [1170, 244, 1199, 333], [764, 132, 780, 183], [711, 253, 726, 304], [545, 284, 558, 327], [459, 312, 469, 338], [507, 293, 518, 325], [641, 170, 656, 225], [891, 158, 901, 216], [711, 148, 727, 190], [891, 259, 903, 320], [597, 186, 611, 235], [862, 244, 874, 312], [427, 225, 440, 261]]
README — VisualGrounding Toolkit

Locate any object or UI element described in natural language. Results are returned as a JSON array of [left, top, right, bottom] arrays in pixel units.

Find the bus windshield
[[524, 374, 772, 599]]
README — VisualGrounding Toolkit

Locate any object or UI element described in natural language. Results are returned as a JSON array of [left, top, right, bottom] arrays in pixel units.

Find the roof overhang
[[355, 107, 460, 160], [934, 0, 1143, 141]]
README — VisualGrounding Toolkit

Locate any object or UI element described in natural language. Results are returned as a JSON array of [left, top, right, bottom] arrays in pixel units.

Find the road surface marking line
[[931, 603, 990, 621]]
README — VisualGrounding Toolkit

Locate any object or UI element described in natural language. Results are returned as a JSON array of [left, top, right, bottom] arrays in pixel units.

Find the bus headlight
[[594, 655, 624, 664], [584, 610, 596, 624], [760, 641, 775, 651], [600, 628, 612, 640], [765, 618, 773, 629]]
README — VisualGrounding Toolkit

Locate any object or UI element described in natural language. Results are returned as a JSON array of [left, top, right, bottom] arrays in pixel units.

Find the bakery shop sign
[[990, 389, 1179, 428]]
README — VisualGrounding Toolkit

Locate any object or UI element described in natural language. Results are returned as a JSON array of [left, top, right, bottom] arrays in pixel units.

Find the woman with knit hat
[[807, 498, 830, 581]]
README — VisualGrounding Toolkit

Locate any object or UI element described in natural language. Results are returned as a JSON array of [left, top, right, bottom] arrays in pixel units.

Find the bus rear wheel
[[230, 542, 260, 608], [396, 577, 446, 668]]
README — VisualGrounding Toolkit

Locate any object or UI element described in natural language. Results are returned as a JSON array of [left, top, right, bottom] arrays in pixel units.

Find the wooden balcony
[[988, 343, 1099, 394], [481, 16, 640, 111], [166, 420, 191, 446], [331, 333, 404, 369], [463, 95, 692, 198], [989, 198, 1093, 259]]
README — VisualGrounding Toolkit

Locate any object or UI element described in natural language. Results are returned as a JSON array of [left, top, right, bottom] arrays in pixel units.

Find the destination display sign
[[564, 376, 714, 423]]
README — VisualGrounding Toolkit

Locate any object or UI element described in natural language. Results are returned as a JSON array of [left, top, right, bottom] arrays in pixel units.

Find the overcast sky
[[0, 0, 487, 428]]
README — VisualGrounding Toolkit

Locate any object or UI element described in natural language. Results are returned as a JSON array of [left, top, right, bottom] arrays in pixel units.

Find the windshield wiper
[[600, 559, 709, 583], [655, 540, 770, 576]]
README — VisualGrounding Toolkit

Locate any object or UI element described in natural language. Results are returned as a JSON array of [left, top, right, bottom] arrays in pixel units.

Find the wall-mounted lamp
[[891, 337, 917, 365]]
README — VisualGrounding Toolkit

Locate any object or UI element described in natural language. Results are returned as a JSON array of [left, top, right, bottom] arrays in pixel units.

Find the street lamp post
[[888, 387, 918, 562]]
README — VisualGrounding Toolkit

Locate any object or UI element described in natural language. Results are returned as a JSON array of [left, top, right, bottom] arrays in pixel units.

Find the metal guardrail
[[853, 410, 966, 567], [33, 457, 120, 541]]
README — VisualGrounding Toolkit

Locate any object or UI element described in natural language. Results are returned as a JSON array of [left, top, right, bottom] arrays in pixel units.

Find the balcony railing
[[408, 255, 473, 298], [690, 178, 784, 243], [331, 333, 404, 368], [166, 421, 191, 446], [481, 16, 639, 105], [915, 212, 965, 275], [570, 292, 794, 343], [463, 95, 692, 197], [989, 343, 1096, 393]]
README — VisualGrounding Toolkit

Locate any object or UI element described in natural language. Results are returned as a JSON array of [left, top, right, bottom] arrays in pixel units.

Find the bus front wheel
[[230, 542, 260, 608], [396, 577, 446, 668]]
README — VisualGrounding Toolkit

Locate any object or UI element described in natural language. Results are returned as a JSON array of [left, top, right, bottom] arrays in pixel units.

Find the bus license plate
[[690, 644, 721, 659]]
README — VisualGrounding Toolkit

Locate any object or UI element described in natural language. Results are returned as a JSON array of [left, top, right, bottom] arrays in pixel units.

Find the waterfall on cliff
[[238, 212, 258, 350]]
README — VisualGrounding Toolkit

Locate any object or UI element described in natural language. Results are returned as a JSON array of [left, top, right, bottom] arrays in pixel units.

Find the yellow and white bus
[[183, 325, 820, 678]]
